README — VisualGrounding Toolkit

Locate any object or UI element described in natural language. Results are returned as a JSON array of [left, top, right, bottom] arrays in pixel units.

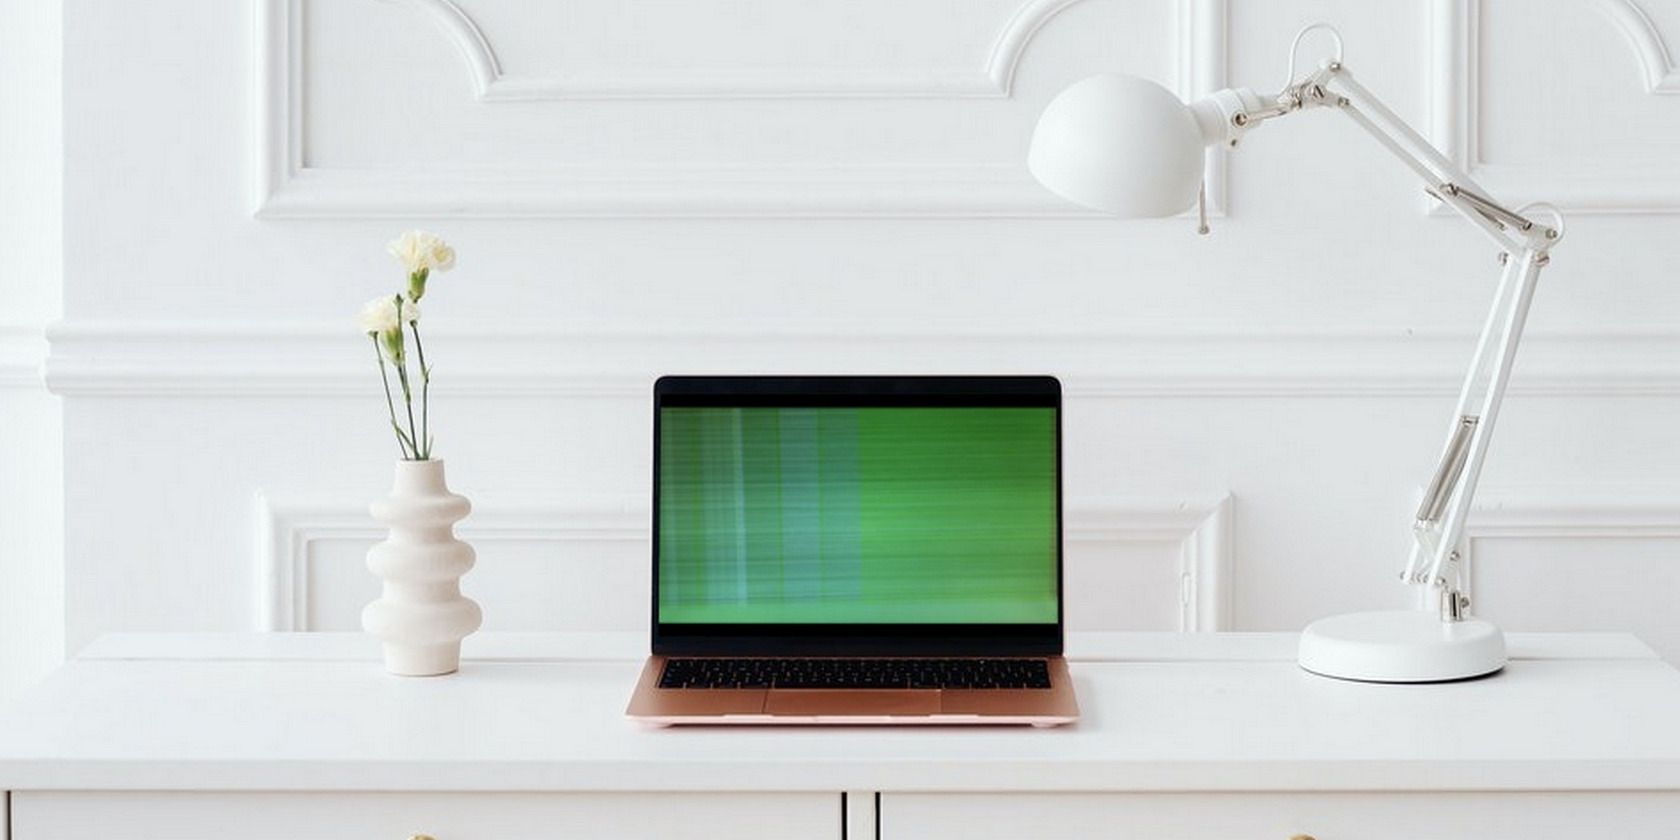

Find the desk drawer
[[13, 791, 839, 840], [883, 792, 1680, 839]]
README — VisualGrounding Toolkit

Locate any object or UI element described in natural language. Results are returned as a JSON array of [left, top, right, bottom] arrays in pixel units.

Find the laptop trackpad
[[764, 689, 941, 717]]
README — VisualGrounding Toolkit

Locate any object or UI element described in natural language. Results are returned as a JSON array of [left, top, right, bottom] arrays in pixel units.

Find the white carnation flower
[[387, 230, 455, 275], [428, 239, 455, 272], [358, 295, 420, 335]]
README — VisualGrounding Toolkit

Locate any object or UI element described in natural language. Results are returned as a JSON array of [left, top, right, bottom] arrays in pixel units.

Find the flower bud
[[407, 268, 429, 302]]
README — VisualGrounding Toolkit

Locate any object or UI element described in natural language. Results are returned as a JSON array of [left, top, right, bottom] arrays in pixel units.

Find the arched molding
[[1594, 0, 1680, 94], [387, 0, 1221, 101]]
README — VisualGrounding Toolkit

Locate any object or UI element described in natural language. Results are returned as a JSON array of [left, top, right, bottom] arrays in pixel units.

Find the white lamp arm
[[1317, 66, 1557, 251], [1199, 53, 1564, 619], [1200, 62, 1558, 251]]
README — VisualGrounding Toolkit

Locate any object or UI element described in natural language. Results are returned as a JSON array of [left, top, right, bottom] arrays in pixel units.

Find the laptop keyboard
[[658, 657, 1053, 690]]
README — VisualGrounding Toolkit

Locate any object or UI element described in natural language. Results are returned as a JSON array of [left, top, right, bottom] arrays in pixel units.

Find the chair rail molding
[[254, 492, 1233, 633], [1466, 491, 1680, 542], [1428, 0, 1680, 215], [42, 321, 1680, 399], [253, 0, 1229, 217]]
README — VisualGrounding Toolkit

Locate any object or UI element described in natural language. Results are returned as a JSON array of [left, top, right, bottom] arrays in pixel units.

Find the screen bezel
[[650, 375, 1063, 657]]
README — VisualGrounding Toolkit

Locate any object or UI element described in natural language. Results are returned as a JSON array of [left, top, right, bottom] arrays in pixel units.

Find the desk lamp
[[1028, 25, 1563, 682]]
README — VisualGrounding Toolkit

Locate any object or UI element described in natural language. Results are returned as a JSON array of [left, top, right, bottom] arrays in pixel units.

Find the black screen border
[[651, 375, 1064, 657]]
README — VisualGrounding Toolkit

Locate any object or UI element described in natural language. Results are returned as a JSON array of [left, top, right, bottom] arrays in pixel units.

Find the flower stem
[[411, 321, 431, 460], [371, 334, 411, 459], [394, 345, 421, 461]]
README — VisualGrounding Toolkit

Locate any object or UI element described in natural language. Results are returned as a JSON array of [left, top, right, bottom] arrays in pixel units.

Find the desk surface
[[2, 632, 1679, 793]]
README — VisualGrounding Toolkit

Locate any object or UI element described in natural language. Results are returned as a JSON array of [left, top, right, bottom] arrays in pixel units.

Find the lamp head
[[1028, 74, 1261, 217]]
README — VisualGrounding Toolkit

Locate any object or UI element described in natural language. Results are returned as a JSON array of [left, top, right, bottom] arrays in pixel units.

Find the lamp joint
[[1442, 588, 1471, 622], [1498, 251, 1551, 267]]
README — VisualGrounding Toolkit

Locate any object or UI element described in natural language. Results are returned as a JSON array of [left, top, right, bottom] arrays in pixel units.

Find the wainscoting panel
[[256, 493, 1232, 634], [255, 494, 646, 631], [1466, 491, 1680, 660], [1064, 496, 1232, 632]]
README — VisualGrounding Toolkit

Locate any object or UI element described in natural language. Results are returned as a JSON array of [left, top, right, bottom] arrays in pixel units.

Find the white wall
[[0, 0, 63, 702], [22, 0, 1680, 679]]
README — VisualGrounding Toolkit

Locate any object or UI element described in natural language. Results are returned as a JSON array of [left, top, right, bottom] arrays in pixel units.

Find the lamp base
[[1298, 610, 1506, 683]]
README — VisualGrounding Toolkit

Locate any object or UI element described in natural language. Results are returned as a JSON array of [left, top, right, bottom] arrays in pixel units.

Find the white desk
[[3, 632, 1679, 839]]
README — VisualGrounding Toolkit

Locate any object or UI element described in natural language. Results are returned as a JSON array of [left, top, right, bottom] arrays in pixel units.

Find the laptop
[[626, 375, 1078, 726]]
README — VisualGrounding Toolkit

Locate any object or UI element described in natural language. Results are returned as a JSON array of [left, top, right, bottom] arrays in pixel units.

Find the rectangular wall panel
[[266, 496, 1232, 634]]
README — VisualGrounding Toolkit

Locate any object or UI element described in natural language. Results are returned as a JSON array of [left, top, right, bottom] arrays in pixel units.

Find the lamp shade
[[1028, 74, 1209, 217]]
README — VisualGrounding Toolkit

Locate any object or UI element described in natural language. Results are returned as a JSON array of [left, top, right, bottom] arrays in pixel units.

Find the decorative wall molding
[[1468, 493, 1680, 539], [1428, 0, 1680, 214], [1462, 488, 1680, 598], [256, 166, 1099, 220], [388, 0, 1222, 102], [0, 324, 46, 389], [255, 491, 1232, 633], [44, 321, 1680, 398], [1176, 0, 1229, 216], [1066, 495, 1233, 631], [1597, 0, 1680, 94], [391, 0, 1085, 101], [254, 0, 1229, 217], [254, 492, 646, 631], [1427, 0, 1477, 210]]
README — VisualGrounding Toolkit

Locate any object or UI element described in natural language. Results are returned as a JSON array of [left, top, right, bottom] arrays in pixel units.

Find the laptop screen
[[652, 377, 1062, 654]]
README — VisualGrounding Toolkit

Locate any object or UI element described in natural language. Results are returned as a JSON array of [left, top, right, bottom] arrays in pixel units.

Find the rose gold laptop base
[[625, 656, 1079, 726]]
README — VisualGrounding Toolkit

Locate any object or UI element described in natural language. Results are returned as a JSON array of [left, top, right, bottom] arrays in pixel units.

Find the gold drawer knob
[[1290, 835, 1317, 840], [410, 835, 436, 840]]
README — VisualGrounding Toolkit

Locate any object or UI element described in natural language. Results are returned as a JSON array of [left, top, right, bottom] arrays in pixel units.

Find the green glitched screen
[[658, 407, 1058, 624]]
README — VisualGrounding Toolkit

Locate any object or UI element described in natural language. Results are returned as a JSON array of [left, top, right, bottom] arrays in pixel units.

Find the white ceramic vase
[[362, 459, 482, 676]]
